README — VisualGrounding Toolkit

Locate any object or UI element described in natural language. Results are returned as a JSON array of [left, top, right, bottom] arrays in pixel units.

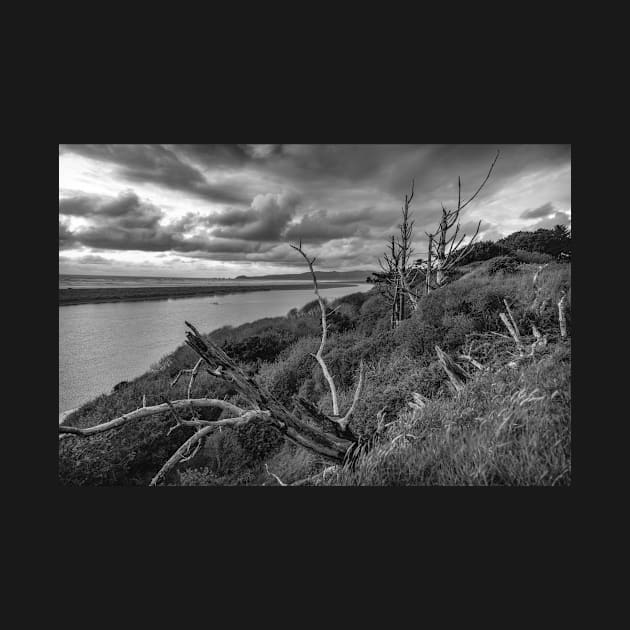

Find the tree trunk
[[184, 323, 357, 463]]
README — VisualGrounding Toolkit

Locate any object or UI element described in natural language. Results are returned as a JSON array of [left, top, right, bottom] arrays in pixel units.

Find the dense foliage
[[497, 225, 571, 258]]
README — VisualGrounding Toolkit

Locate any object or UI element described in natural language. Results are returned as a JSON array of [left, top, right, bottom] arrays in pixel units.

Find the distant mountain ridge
[[233, 270, 375, 281]]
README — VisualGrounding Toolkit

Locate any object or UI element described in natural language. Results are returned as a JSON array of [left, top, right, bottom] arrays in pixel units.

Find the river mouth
[[59, 284, 372, 414]]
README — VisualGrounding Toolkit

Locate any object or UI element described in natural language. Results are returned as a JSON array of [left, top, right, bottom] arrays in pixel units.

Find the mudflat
[[59, 282, 358, 306]]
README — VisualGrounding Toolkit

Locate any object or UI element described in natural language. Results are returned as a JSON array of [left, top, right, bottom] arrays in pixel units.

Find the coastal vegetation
[[59, 225, 571, 486]]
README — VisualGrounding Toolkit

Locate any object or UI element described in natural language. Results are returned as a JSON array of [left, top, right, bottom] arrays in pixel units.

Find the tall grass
[[322, 343, 571, 486]]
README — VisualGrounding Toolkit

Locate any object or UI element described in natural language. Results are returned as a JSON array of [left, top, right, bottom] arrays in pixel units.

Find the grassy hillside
[[59, 256, 571, 486]]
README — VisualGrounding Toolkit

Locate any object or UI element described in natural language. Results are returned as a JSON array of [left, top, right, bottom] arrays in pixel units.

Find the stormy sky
[[59, 144, 571, 277]]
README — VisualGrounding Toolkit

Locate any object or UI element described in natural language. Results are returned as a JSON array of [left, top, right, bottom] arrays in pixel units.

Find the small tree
[[425, 150, 500, 292], [375, 181, 423, 327]]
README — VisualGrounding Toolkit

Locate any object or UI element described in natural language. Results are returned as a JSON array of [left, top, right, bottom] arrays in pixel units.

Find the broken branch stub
[[558, 291, 568, 339], [435, 345, 470, 393]]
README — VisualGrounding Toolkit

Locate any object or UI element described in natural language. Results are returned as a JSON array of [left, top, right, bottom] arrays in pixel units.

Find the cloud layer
[[59, 144, 571, 276]]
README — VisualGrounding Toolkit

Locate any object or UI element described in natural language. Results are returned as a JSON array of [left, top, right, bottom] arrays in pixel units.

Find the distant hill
[[233, 270, 375, 281]]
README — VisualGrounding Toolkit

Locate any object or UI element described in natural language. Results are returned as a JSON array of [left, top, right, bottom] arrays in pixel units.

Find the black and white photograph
[[58, 144, 571, 487]]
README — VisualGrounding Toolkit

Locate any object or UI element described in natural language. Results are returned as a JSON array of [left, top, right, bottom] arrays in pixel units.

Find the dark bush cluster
[[454, 240, 513, 266], [497, 226, 571, 258], [488, 256, 520, 275]]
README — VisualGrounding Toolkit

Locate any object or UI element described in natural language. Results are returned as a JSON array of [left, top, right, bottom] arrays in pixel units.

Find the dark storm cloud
[[176, 144, 570, 204], [60, 144, 251, 205], [521, 202, 556, 219], [60, 144, 571, 270], [60, 191, 162, 228], [209, 192, 301, 241], [62, 144, 571, 209], [284, 209, 372, 243], [58, 191, 266, 254]]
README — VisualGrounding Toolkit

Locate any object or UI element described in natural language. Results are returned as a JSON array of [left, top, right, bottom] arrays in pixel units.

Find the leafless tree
[[376, 152, 499, 322], [375, 235, 403, 327], [375, 181, 423, 327], [425, 150, 500, 292]]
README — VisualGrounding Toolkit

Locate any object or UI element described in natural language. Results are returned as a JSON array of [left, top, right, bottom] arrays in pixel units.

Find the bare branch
[[558, 291, 567, 339], [59, 398, 248, 437], [339, 360, 366, 430], [150, 410, 262, 486], [458, 149, 500, 212], [503, 299, 522, 345], [265, 463, 287, 486], [290, 242, 339, 415]]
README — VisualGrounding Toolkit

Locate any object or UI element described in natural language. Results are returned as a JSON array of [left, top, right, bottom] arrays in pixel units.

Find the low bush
[[488, 256, 519, 275], [513, 249, 554, 264]]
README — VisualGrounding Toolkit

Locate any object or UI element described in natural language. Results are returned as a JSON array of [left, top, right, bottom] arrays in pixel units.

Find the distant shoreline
[[59, 282, 362, 306]]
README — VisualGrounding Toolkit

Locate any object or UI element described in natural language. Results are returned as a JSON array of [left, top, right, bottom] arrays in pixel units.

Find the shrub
[[488, 256, 519, 275], [513, 249, 554, 264], [58, 415, 196, 486], [497, 227, 571, 257], [357, 292, 391, 335], [455, 240, 513, 265], [256, 336, 321, 406]]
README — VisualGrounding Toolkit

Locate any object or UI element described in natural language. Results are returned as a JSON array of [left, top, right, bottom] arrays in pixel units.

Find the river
[[59, 284, 372, 413]]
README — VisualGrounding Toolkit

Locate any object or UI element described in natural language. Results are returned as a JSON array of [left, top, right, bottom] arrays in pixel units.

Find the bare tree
[[375, 152, 499, 321], [60, 242, 367, 485], [289, 240, 366, 428], [375, 181, 423, 327], [375, 235, 403, 327], [426, 150, 500, 292]]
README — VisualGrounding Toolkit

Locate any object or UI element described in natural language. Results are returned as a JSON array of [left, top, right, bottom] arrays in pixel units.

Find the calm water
[[59, 284, 372, 413]]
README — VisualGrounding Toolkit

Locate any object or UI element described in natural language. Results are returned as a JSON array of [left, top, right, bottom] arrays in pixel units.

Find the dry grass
[[320, 342, 570, 486]]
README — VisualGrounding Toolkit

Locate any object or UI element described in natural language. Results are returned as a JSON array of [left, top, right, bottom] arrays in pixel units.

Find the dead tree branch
[[426, 150, 499, 289], [435, 345, 470, 393], [290, 242, 340, 415], [265, 463, 288, 486], [150, 410, 264, 486], [58, 398, 248, 437], [170, 358, 203, 399], [558, 290, 567, 339], [290, 242, 367, 432], [338, 360, 366, 430]]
